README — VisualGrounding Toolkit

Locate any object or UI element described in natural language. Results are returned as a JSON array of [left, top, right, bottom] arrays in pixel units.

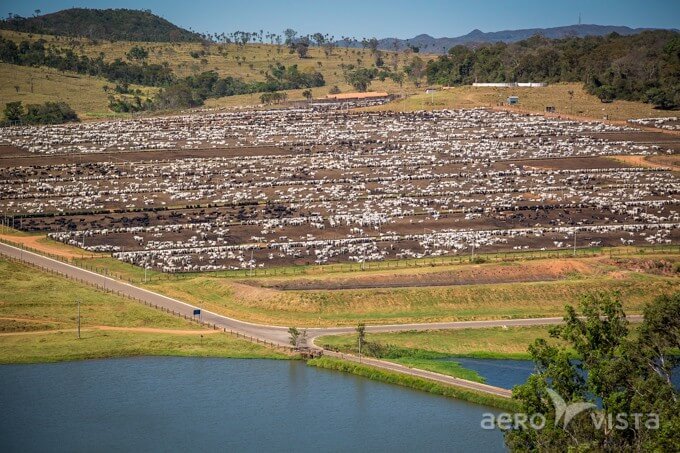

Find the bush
[[2, 101, 79, 125]]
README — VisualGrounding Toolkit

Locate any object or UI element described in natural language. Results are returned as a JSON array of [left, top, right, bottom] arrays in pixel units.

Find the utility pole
[[77, 299, 81, 339], [573, 230, 577, 256], [249, 248, 254, 277]]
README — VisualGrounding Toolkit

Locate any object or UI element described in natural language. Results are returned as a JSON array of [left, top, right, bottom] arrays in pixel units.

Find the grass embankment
[[308, 356, 519, 411], [316, 323, 642, 387], [145, 271, 677, 326], [316, 326, 554, 385], [317, 325, 560, 361], [0, 258, 289, 363], [0, 330, 287, 364], [3, 231, 678, 327]]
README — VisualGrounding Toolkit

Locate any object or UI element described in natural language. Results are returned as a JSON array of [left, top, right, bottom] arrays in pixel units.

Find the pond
[[0, 357, 506, 452]]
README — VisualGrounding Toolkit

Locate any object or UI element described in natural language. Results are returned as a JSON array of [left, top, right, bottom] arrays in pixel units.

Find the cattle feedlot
[[0, 107, 678, 273]]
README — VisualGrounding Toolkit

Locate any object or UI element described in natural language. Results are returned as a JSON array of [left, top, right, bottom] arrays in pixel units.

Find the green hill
[[0, 8, 203, 42]]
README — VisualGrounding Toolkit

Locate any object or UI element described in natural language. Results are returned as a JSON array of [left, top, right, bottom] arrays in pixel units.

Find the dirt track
[[0, 234, 101, 259]]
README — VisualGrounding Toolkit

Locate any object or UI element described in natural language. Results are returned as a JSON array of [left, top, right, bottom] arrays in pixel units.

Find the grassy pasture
[[2, 29, 674, 120], [0, 258, 287, 363], [318, 325, 563, 360], [0, 29, 425, 114], [141, 267, 676, 327], [0, 330, 287, 364], [0, 62, 157, 120], [3, 227, 677, 327], [368, 82, 678, 122]]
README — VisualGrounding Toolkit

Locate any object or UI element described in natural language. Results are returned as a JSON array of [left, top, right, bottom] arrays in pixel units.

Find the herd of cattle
[[628, 117, 680, 132], [1, 107, 677, 272]]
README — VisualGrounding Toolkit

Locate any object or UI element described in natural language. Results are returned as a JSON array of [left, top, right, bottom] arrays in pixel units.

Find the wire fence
[[0, 249, 297, 354], [1, 234, 678, 284]]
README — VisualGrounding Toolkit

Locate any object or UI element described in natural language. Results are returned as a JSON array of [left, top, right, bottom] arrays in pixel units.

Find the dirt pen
[[1, 107, 678, 274]]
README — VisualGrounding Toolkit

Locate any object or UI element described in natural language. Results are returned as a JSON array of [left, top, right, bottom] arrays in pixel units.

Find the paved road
[[0, 241, 641, 398]]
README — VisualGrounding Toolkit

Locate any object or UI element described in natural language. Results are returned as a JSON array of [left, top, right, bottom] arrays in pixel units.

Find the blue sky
[[4, 0, 679, 39]]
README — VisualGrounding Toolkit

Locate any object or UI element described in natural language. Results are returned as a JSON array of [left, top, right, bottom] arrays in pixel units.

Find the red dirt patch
[[247, 259, 595, 290]]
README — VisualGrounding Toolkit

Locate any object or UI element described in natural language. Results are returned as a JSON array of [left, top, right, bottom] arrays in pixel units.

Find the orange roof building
[[325, 92, 389, 100]]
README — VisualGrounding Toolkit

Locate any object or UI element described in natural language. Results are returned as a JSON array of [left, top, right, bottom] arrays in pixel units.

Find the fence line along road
[[0, 241, 642, 398]]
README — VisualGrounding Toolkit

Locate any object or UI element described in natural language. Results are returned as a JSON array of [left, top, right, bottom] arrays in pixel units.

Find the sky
[[3, 0, 679, 39]]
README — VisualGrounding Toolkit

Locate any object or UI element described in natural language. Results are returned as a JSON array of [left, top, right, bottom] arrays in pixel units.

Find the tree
[[323, 39, 335, 58], [374, 52, 384, 67], [405, 56, 425, 87], [3, 101, 24, 123], [328, 85, 341, 95], [260, 91, 288, 105], [366, 37, 379, 55], [126, 45, 149, 61], [505, 292, 680, 451], [646, 87, 676, 110], [154, 82, 202, 109], [344, 68, 376, 92], [302, 89, 313, 100], [293, 37, 310, 58], [312, 33, 325, 46], [390, 72, 404, 88], [356, 322, 366, 359], [283, 28, 297, 46], [288, 327, 300, 347], [287, 327, 307, 348], [595, 85, 616, 102]]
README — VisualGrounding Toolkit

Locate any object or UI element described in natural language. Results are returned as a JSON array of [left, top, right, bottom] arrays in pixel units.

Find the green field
[[143, 271, 676, 327], [0, 330, 288, 364], [0, 258, 289, 363], [315, 325, 559, 384], [317, 325, 562, 360]]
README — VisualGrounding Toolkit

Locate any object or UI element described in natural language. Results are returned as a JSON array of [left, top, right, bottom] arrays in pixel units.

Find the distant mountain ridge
[[0, 8, 203, 42], [338, 24, 676, 53]]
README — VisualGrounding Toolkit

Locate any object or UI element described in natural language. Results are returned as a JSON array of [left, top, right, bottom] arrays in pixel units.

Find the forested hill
[[0, 8, 203, 42], [426, 30, 680, 109], [337, 24, 673, 54]]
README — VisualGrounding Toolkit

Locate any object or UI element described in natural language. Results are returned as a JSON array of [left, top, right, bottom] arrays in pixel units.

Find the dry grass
[[367, 82, 677, 122], [2, 30, 670, 121], [0, 63, 157, 120], [0, 29, 430, 107], [4, 227, 677, 328], [145, 270, 678, 327]]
